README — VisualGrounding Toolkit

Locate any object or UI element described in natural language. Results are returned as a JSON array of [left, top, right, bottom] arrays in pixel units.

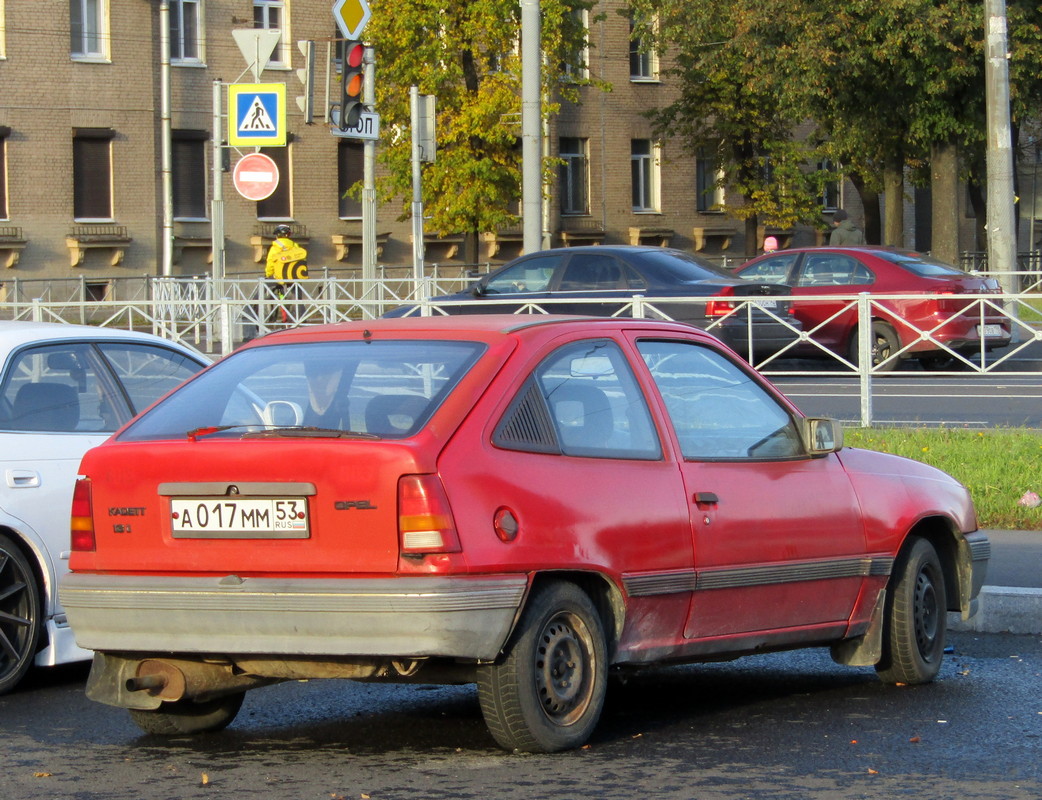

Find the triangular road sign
[[232, 29, 282, 81]]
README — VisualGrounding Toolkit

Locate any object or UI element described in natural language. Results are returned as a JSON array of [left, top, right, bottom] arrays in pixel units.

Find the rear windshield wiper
[[241, 426, 381, 440], [187, 425, 380, 441]]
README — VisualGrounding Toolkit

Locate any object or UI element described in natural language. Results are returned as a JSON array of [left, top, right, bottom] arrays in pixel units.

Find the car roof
[[243, 313, 709, 344], [0, 320, 206, 356]]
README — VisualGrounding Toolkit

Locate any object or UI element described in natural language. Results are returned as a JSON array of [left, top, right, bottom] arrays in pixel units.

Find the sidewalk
[[947, 529, 1042, 635]]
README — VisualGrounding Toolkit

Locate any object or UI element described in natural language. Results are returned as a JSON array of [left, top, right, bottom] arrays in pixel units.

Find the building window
[[819, 160, 839, 211], [172, 130, 207, 219], [170, 0, 202, 63], [563, 8, 589, 81], [257, 145, 290, 219], [253, 0, 287, 67], [559, 137, 589, 216], [0, 128, 8, 220], [73, 129, 115, 221], [70, 0, 109, 60], [629, 14, 657, 81], [631, 140, 659, 212], [696, 149, 725, 212], [338, 140, 363, 219], [1, 0, 7, 60]]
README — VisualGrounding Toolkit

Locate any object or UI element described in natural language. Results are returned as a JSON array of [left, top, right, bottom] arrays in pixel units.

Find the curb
[[947, 585, 1042, 635]]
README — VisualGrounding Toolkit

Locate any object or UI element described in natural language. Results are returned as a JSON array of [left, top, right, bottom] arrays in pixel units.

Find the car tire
[[476, 581, 607, 753], [128, 692, 245, 735], [918, 354, 970, 372], [876, 537, 947, 685], [0, 533, 41, 696], [849, 322, 901, 372]]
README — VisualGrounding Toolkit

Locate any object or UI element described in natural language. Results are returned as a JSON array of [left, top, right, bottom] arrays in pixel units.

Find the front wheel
[[0, 534, 41, 696], [477, 581, 607, 753], [876, 537, 947, 684], [849, 321, 901, 372], [128, 692, 245, 735]]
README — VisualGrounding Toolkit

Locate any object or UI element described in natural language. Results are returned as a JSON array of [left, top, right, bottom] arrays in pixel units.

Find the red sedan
[[61, 316, 988, 752], [736, 246, 1012, 370]]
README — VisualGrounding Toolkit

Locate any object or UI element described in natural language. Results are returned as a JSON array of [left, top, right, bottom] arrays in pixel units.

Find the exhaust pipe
[[123, 659, 268, 703]]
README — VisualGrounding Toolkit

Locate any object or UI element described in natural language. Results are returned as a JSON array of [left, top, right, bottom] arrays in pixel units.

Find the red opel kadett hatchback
[[61, 316, 989, 752]]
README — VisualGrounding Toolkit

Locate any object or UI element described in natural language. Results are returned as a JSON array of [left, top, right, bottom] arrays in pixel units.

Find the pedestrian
[[763, 235, 779, 254], [828, 209, 864, 246], [265, 224, 309, 323]]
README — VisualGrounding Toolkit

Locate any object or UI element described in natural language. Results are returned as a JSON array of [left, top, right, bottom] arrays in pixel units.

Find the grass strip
[[844, 426, 1042, 531]]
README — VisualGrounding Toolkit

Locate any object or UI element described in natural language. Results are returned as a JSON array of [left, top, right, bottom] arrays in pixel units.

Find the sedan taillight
[[706, 286, 737, 317], [398, 474, 462, 554], [70, 478, 96, 552]]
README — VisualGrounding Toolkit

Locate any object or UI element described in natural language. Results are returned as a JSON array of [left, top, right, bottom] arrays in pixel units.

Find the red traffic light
[[335, 40, 366, 130]]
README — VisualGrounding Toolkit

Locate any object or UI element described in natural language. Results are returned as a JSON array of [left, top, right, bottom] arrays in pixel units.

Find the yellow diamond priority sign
[[333, 0, 371, 40]]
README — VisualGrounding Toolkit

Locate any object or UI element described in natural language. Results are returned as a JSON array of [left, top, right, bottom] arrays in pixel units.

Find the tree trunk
[[930, 140, 960, 264], [463, 231, 479, 265], [744, 214, 759, 259], [883, 158, 905, 247], [850, 175, 880, 245]]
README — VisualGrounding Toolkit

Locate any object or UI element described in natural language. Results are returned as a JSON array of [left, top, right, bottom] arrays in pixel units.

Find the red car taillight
[[70, 478, 96, 552], [398, 474, 462, 554], [706, 286, 736, 317]]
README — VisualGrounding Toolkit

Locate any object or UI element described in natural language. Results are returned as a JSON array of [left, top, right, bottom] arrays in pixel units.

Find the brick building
[[0, 1, 1015, 286]]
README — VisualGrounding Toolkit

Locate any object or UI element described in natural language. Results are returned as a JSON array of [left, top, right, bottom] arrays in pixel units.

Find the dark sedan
[[737, 246, 1012, 370], [386, 246, 801, 360]]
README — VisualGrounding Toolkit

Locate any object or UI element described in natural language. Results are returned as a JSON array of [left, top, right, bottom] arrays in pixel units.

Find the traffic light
[[334, 40, 365, 131], [295, 40, 315, 124]]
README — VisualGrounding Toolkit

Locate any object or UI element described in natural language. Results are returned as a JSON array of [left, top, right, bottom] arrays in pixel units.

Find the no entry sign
[[232, 153, 279, 201]]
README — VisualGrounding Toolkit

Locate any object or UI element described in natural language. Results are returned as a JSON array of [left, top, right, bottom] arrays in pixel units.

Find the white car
[[0, 321, 207, 694]]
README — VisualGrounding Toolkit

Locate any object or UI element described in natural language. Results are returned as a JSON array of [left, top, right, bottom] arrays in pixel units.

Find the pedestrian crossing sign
[[228, 83, 286, 147]]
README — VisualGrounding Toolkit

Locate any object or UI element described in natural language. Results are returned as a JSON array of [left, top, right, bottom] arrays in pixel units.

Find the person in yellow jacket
[[264, 225, 308, 323]]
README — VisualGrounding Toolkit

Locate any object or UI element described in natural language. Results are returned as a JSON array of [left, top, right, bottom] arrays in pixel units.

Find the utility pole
[[362, 47, 378, 300], [520, 0, 542, 254], [984, 0, 1017, 295]]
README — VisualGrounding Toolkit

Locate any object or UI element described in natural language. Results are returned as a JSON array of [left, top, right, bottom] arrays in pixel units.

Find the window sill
[[70, 55, 112, 64], [66, 224, 131, 267]]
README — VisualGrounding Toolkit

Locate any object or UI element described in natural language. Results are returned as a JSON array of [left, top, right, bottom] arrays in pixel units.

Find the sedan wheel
[[876, 537, 947, 684], [477, 581, 607, 753], [0, 534, 41, 695], [849, 322, 901, 372]]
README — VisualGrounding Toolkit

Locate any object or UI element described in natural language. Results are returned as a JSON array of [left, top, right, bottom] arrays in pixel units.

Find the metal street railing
[[1, 274, 1040, 427]]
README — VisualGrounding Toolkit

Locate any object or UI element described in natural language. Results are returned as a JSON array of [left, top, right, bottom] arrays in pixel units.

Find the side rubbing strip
[[624, 556, 893, 597]]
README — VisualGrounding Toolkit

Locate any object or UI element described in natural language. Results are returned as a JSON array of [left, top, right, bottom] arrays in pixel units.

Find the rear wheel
[[128, 692, 245, 735], [876, 537, 947, 684], [0, 534, 41, 696], [477, 581, 607, 753], [849, 321, 900, 372]]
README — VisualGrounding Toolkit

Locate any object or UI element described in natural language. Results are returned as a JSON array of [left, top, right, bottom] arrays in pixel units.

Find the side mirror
[[801, 417, 843, 456], [471, 282, 487, 297]]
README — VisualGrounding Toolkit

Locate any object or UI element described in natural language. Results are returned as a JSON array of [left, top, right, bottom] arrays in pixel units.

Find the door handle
[[693, 492, 719, 505], [7, 469, 41, 489]]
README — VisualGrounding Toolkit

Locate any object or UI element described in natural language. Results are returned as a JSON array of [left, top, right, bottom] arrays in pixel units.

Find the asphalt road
[[771, 374, 1042, 427], [4, 632, 1040, 800]]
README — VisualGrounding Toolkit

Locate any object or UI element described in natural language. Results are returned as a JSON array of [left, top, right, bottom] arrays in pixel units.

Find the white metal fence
[[1, 272, 1040, 427]]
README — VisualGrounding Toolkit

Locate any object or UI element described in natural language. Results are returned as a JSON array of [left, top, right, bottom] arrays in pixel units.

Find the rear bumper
[[712, 317, 803, 357], [60, 573, 528, 661]]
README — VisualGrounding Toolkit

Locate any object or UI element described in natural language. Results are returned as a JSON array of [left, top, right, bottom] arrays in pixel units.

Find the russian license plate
[[753, 299, 778, 309], [170, 497, 310, 539], [978, 324, 1003, 338]]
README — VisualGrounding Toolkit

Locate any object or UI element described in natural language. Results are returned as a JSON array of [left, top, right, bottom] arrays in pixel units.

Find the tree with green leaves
[[628, 0, 835, 256], [363, 0, 595, 263], [630, 0, 1042, 259]]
